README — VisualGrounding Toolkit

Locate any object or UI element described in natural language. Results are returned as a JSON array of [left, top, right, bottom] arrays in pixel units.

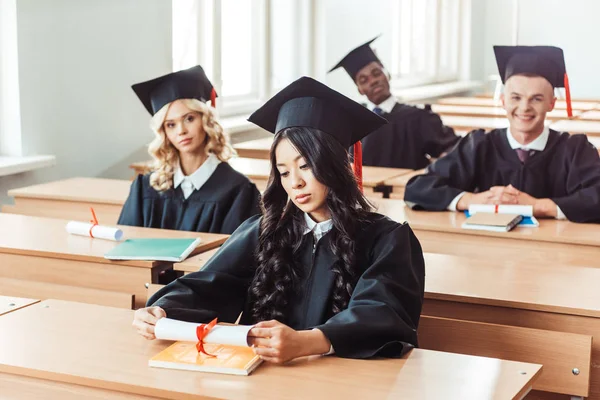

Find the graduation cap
[[131, 65, 217, 115], [328, 36, 382, 81], [494, 45, 573, 117], [247, 76, 387, 190]]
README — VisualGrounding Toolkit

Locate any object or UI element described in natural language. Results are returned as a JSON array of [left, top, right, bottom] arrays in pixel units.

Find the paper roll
[[154, 318, 252, 347], [65, 221, 124, 241], [468, 204, 533, 217]]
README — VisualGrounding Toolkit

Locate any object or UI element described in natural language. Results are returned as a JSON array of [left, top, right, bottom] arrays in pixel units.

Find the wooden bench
[[419, 316, 591, 397]]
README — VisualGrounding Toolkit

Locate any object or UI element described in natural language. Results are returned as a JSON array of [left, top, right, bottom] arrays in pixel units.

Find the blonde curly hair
[[147, 98, 236, 191]]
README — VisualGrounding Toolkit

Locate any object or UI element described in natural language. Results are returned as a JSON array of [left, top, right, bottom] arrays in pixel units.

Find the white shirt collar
[[506, 126, 550, 151], [368, 94, 397, 114], [303, 212, 334, 240], [173, 153, 222, 191]]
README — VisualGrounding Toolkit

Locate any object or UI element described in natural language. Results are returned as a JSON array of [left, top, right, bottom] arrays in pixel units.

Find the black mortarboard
[[494, 45, 567, 87], [131, 65, 217, 115], [328, 36, 382, 81], [494, 45, 573, 116], [247, 76, 387, 190]]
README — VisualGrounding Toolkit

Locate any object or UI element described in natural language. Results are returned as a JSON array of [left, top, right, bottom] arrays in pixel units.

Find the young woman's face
[[163, 100, 206, 155], [275, 138, 330, 222]]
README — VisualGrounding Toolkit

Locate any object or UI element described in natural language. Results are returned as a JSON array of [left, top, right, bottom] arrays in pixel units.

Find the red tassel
[[564, 73, 573, 118], [210, 88, 217, 109], [353, 141, 363, 193]]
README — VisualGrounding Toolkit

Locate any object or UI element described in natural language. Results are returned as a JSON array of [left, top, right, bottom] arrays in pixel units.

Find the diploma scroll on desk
[[155, 318, 252, 347], [65, 221, 124, 241], [468, 204, 533, 216]]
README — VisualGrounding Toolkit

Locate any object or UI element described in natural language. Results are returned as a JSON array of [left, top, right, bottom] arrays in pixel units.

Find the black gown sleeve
[[117, 174, 145, 226], [552, 135, 600, 223], [147, 215, 261, 322], [314, 222, 425, 359], [404, 129, 486, 210], [220, 182, 261, 234], [420, 111, 461, 158]]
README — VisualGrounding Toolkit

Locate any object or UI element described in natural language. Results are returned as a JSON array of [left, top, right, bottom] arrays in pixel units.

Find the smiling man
[[404, 46, 600, 223], [329, 37, 460, 170]]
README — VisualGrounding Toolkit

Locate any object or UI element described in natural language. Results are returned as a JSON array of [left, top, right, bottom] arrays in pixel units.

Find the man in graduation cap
[[404, 46, 600, 223], [329, 36, 461, 170]]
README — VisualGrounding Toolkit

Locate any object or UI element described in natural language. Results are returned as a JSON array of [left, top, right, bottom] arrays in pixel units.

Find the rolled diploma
[[65, 221, 124, 241], [154, 318, 252, 347], [468, 204, 533, 217]]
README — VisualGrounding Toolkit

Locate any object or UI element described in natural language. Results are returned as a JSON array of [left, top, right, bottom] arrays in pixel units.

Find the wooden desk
[[423, 253, 600, 398], [383, 169, 426, 199], [550, 119, 600, 137], [6, 177, 131, 224], [0, 299, 542, 400], [370, 198, 600, 267], [0, 213, 227, 308], [233, 137, 273, 159], [174, 247, 220, 273], [432, 104, 577, 120], [0, 295, 39, 316], [578, 110, 600, 121], [438, 96, 599, 111]]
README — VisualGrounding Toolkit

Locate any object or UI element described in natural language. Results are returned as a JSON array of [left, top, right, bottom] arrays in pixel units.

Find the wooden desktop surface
[[0, 300, 542, 400], [0, 295, 39, 316]]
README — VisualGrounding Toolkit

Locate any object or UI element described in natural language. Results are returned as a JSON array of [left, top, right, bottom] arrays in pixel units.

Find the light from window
[[270, 0, 299, 91], [221, 0, 256, 98]]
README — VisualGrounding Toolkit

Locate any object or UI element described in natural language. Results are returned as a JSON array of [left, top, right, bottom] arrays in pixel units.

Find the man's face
[[355, 61, 391, 105], [501, 74, 556, 135]]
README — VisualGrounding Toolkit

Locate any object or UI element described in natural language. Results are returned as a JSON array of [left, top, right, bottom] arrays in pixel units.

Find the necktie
[[373, 107, 384, 116], [515, 148, 536, 163]]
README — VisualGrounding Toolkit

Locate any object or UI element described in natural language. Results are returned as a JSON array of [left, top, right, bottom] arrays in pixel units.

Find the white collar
[[173, 153, 221, 190], [368, 94, 397, 114], [506, 126, 550, 151], [302, 212, 334, 236]]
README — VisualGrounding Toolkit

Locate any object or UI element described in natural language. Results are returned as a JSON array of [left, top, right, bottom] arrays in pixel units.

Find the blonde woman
[[118, 66, 260, 234]]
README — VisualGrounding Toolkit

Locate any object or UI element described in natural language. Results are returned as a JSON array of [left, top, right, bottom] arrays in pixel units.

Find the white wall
[[320, 0, 396, 102], [475, 0, 600, 98], [0, 0, 172, 205]]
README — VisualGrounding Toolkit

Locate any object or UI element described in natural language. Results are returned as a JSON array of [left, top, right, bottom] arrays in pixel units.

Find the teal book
[[104, 238, 201, 262]]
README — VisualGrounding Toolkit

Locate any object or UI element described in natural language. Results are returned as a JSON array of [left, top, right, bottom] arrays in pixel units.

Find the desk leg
[[373, 185, 393, 199]]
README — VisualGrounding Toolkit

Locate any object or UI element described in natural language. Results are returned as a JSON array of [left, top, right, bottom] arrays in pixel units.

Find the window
[[390, 0, 470, 88], [172, 0, 313, 117], [0, 0, 22, 156]]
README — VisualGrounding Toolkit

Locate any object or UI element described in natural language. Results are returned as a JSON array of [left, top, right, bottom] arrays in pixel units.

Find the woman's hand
[[248, 320, 331, 364], [132, 306, 166, 340]]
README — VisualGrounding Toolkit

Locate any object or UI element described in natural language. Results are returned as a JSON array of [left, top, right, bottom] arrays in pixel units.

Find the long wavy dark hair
[[248, 127, 373, 323]]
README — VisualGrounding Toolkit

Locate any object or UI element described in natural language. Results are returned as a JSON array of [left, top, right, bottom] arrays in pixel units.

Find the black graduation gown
[[404, 128, 600, 223], [148, 213, 425, 359], [117, 162, 261, 234], [358, 103, 460, 170]]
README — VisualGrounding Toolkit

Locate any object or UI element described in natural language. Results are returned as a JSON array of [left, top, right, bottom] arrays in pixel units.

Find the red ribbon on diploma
[[196, 318, 218, 356], [89, 207, 99, 238], [494, 205, 499, 214]]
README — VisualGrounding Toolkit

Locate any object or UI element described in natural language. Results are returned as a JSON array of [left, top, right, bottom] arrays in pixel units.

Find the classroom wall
[[320, 0, 396, 102], [475, 0, 600, 98], [0, 0, 172, 205]]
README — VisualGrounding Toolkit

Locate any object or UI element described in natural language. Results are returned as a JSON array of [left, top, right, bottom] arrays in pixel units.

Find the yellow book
[[149, 341, 262, 376]]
